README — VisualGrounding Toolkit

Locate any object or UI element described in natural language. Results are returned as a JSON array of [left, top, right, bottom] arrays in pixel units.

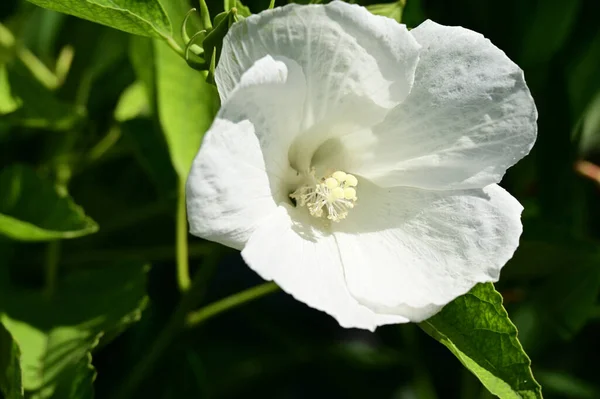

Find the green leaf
[[366, 1, 404, 23], [114, 81, 150, 122], [0, 322, 24, 399], [154, 40, 219, 179], [568, 30, 600, 120], [534, 262, 600, 340], [122, 118, 177, 196], [1, 66, 84, 131], [0, 66, 21, 114], [518, 0, 581, 67], [0, 262, 148, 398], [419, 283, 542, 399], [0, 164, 98, 241], [25, 0, 172, 39]]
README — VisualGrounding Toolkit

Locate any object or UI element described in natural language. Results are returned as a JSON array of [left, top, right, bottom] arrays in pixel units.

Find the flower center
[[290, 170, 358, 222]]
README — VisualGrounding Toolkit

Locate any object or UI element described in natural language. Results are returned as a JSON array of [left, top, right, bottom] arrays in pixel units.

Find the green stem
[[164, 35, 185, 58], [176, 180, 191, 292], [43, 241, 61, 299], [113, 257, 218, 399], [0, 23, 59, 90], [186, 282, 280, 328]]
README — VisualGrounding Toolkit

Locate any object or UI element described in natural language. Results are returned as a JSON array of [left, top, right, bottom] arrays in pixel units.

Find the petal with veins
[[333, 183, 523, 321], [347, 20, 537, 190], [242, 205, 410, 330], [187, 55, 305, 249]]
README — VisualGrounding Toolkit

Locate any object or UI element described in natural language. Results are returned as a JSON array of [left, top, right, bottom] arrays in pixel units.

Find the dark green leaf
[[122, 118, 177, 196], [0, 164, 98, 241], [154, 40, 219, 179], [1, 66, 84, 131], [0, 322, 24, 399], [26, 0, 172, 39], [1, 262, 148, 397], [420, 283, 542, 399], [518, 0, 581, 67], [534, 261, 600, 340]]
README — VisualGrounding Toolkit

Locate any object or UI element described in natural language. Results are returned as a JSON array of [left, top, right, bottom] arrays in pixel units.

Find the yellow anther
[[331, 187, 345, 200], [325, 177, 339, 189], [343, 187, 356, 200], [332, 171, 347, 182], [290, 169, 359, 223], [344, 174, 358, 187]]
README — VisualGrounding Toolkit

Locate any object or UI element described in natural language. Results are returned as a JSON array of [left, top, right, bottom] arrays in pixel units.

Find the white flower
[[186, 1, 537, 330]]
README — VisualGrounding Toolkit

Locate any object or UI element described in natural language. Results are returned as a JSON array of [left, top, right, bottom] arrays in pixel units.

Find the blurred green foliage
[[0, 0, 599, 398]]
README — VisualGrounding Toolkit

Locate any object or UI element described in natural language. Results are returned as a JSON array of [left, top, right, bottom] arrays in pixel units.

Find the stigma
[[290, 170, 358, 222]]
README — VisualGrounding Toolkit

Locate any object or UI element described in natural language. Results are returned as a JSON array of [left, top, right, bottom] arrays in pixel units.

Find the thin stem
[[0, 23, 59, 90], [17, 47, 60, 89], [176, 180, 191, 292], [186, 282, 280, 328], [43, 241, 61, 299], [164, 35, 185, 58], [113, 257, 218, 399]]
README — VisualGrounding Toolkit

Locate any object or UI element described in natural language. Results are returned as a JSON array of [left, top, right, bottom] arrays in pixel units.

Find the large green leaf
[[420, 283, 542, 399], [0, 322, 24, 399], [0, 262, 148, 398], [26, 0, 172, 39], [154, 40, 219, 179], [0, 164, 98, 241]]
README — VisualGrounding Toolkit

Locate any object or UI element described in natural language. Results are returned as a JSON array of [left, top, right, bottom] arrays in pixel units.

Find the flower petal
[[242, 204, 410, 330], [186, 55, 305, 249], [217, 1, 420, 125], [333, 182, 523, 321], [348, 20, 537, 189]]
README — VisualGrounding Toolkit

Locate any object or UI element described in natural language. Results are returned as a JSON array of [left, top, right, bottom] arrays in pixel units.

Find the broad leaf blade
[[420, 283, 542, 399], [1, 262, 148, 397], [26, 0, 171, 39], [0, 322, 24, 399], [154, 40, 219, 179], [0, 165, 98, 241]]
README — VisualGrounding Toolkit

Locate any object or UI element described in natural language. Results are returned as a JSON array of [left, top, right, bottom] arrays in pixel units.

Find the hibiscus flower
[[186, 1, 537, 330]]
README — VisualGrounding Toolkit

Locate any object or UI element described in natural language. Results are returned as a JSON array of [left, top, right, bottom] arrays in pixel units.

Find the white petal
[[348, 20, 537, 189], [333, 182, 523, 321], [186, 55, 305, 249], [217, 1, 420, 126], [242, 204, 409, 330]]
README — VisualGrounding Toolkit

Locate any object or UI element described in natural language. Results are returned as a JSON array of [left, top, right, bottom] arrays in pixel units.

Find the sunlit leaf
[[366, 1, 404, 23], [154, 40, 219, 179], [0, 322, 24, 399], [420, 283, 542, 399], [114, 81, 150, 123], [0, 262, 148, 398], [25, 0, 172, 39], [0, 164, 98, 241]]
